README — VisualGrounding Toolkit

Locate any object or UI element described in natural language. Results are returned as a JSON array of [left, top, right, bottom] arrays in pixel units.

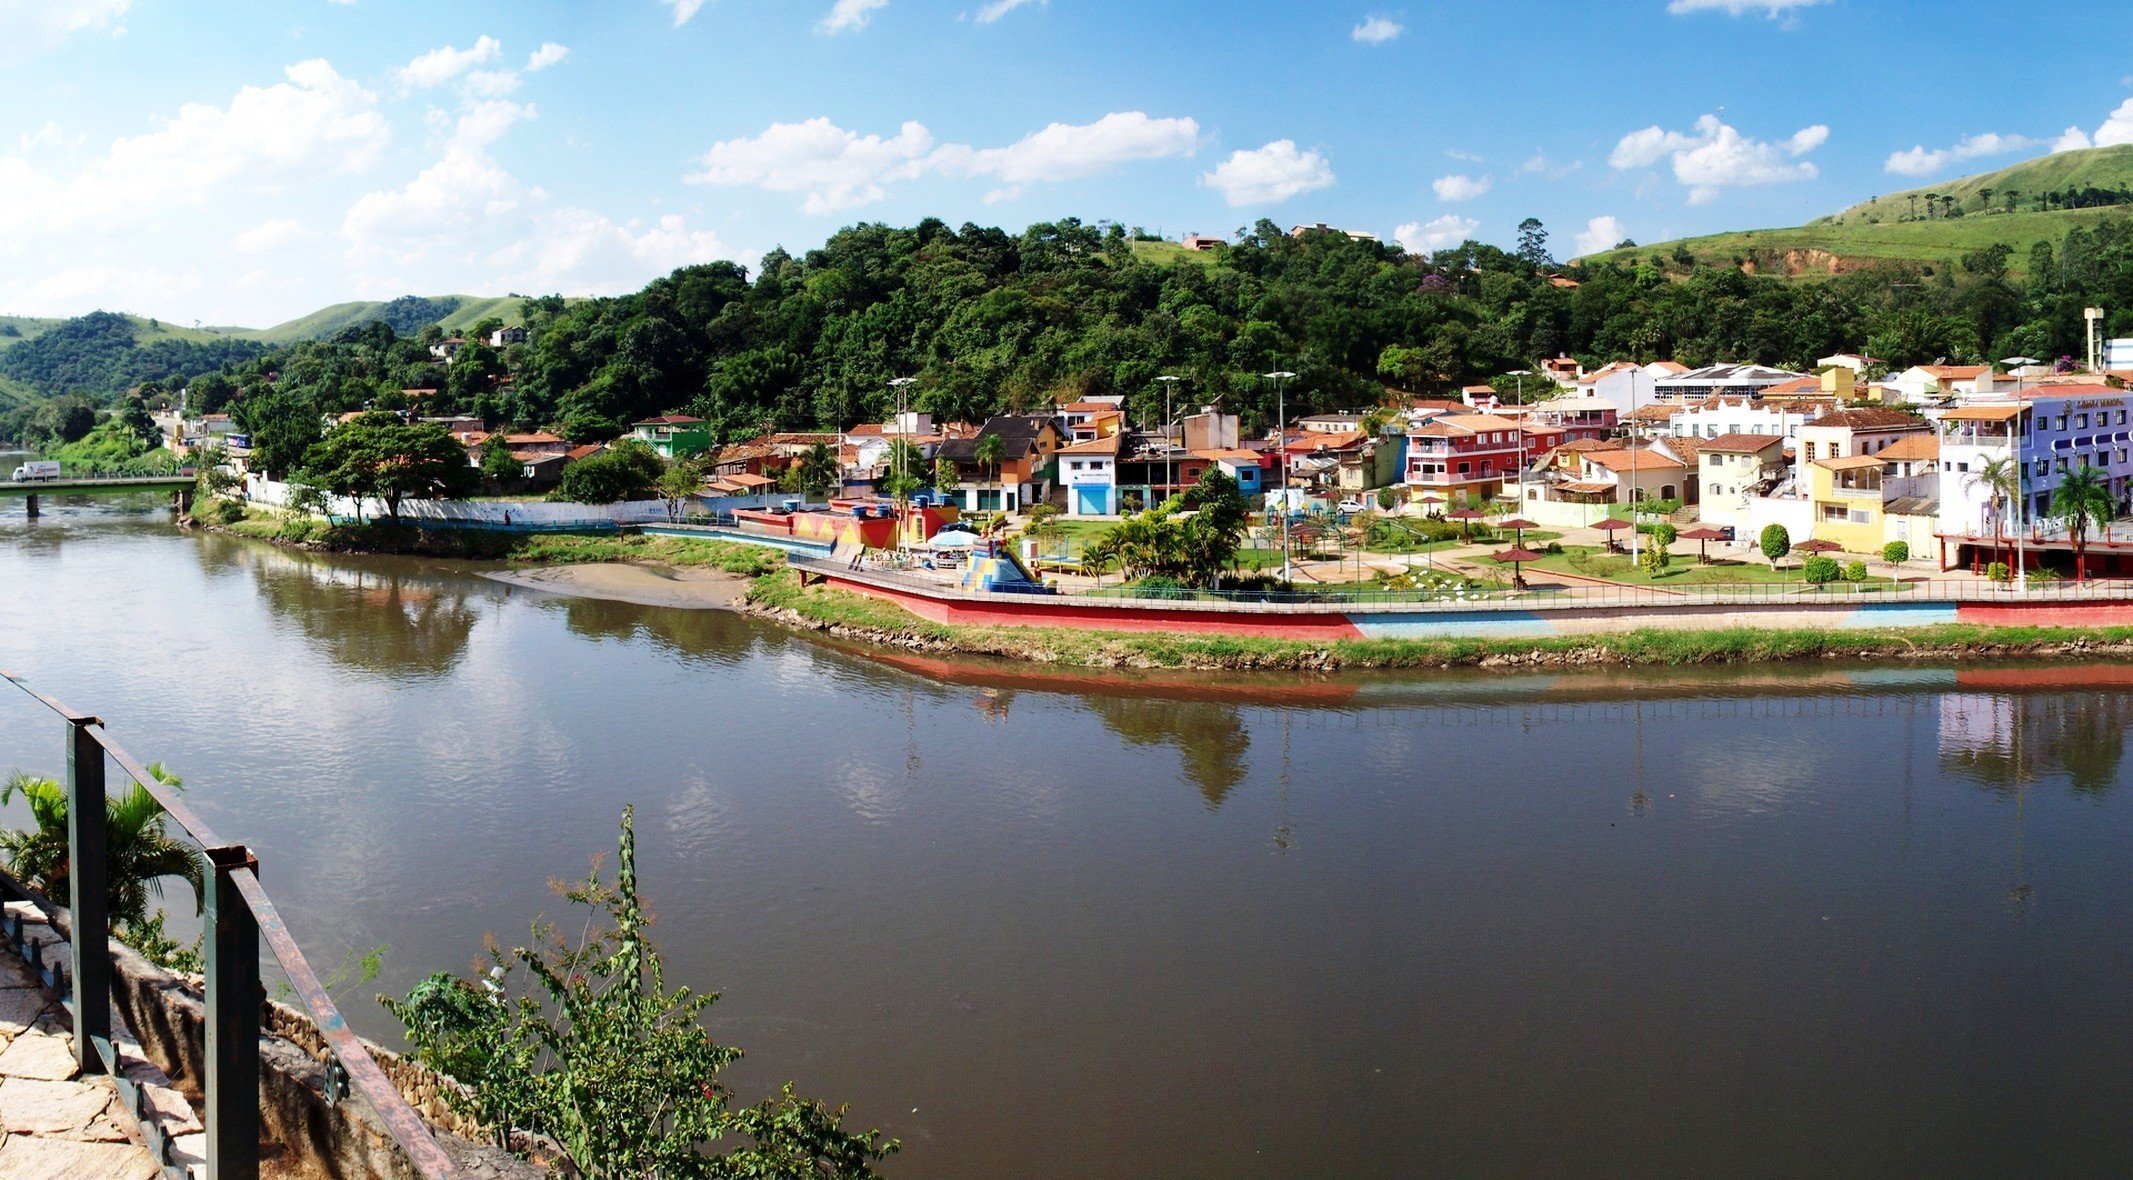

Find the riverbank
[[203, 510, 2133, 671], [742, 568, 2133, 670]]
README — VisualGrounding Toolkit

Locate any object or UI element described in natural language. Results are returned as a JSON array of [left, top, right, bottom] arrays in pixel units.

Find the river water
[[2, 492, 2132, 1177]]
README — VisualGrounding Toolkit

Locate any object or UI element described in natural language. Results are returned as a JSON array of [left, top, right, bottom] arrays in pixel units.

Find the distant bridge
[[0, 475, 194, 516]]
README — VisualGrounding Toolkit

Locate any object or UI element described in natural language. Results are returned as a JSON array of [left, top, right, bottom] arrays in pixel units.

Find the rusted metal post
[[205, 846, 260, 1180], [65, 719, 109, 1075]]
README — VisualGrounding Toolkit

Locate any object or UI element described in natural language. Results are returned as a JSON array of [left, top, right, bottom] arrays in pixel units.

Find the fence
[[0, 671, 454, 1180], [812, 556, 2133, 614]]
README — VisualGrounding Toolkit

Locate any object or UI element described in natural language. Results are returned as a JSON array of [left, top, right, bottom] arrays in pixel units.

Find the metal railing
[[0, 670, 454, 1180]]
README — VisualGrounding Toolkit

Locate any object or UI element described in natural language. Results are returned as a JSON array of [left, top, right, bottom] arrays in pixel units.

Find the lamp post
[[2002, 357, 2040, 592], [887, 376, 919, 531], [1266, 370, 1297, 580], [1506, 369, 1531, 510], [1156, 375, 1183, 499]]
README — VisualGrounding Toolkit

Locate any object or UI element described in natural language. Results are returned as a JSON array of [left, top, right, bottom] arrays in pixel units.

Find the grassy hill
[[0, 313, 231, 353], [235, 295, 545, 345], [1585, 144, 2133, 278]]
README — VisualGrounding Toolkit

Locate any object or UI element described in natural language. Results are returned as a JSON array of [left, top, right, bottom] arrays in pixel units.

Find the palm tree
[[973, 434, 1007, 487], [1969, 456, 2025, 575], [2051, 464, 2113, 580], [0, 764, 204, 931]]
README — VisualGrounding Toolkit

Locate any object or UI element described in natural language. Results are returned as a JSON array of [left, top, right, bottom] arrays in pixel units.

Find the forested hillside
[[18, 209, 2133, 461], [0, 312, 266, 399]]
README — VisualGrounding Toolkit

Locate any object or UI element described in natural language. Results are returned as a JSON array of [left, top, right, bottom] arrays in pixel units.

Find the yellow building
[[1810, 455, 1886, 555]]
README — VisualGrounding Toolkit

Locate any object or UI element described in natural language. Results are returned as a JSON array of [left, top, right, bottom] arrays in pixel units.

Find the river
[[2, 491, 2132, 1177]]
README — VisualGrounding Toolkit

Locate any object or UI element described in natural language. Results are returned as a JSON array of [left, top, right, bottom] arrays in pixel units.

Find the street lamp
[[1265, 370, 1297, 580], [1156, 375, 1183, 498], [1506, 369, 1531, 509], [887, 376, 919, 528], [2001, 356, 2041, 592]]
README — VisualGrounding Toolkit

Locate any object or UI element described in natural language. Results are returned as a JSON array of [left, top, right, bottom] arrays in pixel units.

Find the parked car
[[1335, 497, 1364, 514]]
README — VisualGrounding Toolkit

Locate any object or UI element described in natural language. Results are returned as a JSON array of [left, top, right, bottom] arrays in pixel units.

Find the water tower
[[2086, 306, 2106, 372]]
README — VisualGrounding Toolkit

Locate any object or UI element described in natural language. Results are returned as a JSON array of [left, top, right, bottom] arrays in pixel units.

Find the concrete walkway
[[0, 903, 206, 1180]]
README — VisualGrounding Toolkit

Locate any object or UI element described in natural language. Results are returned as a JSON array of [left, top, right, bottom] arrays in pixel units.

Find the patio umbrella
[[1492, 545, 1544, 589], [1593, 516, 1634, 551], [1678, 525, 1727, 564], [1496, 515, 1539, 547], [1796, 539, 1844, 555], [1446, 507, 1487, 540]]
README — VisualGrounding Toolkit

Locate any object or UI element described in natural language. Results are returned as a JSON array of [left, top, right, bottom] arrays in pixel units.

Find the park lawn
[[1528, 546, 1906, 589]]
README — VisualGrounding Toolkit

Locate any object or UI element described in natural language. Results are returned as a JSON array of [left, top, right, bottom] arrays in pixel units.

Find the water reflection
[[244, 547, 478, 680], [1939, 692, 2133, 795], [1086, 695, 1249, 809], [549, 594, 760, 665]]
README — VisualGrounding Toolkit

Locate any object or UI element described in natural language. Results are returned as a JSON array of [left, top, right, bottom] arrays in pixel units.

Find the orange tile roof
[[1701, 433, 1787, 453], [1876, 434, 1941, 461], [1583, 448, 1684, 473], [1056, 434, 1122, 455]]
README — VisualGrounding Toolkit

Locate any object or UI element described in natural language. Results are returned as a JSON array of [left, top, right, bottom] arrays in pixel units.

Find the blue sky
[[5, 0, 2133, 325]]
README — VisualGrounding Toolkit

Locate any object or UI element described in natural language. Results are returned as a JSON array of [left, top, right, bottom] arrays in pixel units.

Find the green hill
[[1586, 144, 2133, 278], [236, 295, 547, 345]]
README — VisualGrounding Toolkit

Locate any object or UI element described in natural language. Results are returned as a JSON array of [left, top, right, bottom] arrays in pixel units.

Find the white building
[[1671, 396, 1835, 444], [1935, 384, 2133, 538]]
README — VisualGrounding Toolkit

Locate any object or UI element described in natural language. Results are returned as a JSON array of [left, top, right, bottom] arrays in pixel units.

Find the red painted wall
[[825, 573, 1364, 640], [1957, 602, 2133, 628]]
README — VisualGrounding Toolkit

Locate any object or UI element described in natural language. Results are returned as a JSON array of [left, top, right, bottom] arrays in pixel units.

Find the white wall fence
[[244, 477, 785, 528]]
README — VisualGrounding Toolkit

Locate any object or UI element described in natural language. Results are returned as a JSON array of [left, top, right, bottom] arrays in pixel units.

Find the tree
[[481, 434, 524, 485], [657, 458, 704, 522], [1760, 524, 1792, 563], [383, 808, 896, 1179], [793, 442, 841, 500], [931, 457, 960, 501], [1515, 218, 1552, 270], [0, 765, 204, 933], [302, 413, 478, 521], [1802, 555, 1841, 584], [1970, 456, 2022, 538], [555, 441, 664, 504], [972, 433, 1007, 485], [238, 385, 325, 481], [2051, 464, 2113, 579], [1883, 540, 1910, 566], [1640, 542, 1670, 576]]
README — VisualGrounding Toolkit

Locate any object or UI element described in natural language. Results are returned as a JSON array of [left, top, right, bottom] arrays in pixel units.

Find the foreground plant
[[384, 806, 896, 1179]]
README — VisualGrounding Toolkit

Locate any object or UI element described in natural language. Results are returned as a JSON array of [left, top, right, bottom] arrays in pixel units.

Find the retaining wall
[[813, 566, 2125, 639]]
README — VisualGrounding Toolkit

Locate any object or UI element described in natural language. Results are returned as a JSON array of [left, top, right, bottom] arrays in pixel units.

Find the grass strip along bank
[[211, 512, 2133, 671], [739, 568, 2133, 671]]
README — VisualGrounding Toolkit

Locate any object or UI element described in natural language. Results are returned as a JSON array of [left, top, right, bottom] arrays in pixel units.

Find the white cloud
[[1610, 114, 1827, 204], [525, 42, 570, 71], [1394, 214, 1477, 253], [1574, 215, 1628, 256], [494, 209, 740, 293], [1200, 140, 1335, 206], [396, 36, 501, 90], [5, 266, 200, 316], [1431, 173, 1491, 201], [1665, 0, 1830, 16], [1884, 132, 2040, 178], [690, 118, 934, 213], [661, 0, 708, 26], [1445, 149, 1483, 162], [2053, 98, 2133, 154], [818, 0, 887, 33], [0, 59, 389, 241], [692, 112, 1196, 212], [974, 0, 1043, 23], [938, 112, 1198, 201], [343, 147, 523, 246], [0, 0, 129, 63], [1351, 15, 1402, 43], [233, 219, 315, 255], [15, 122, 83, 155]]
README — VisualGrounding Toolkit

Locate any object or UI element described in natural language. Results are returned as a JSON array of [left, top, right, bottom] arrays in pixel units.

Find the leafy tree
[[383, 808, 896, 1179], [302, 412, 478, 521], [792, 442, 841, 500], [1760, 524, 1791, 563], [2051, 464, 2114, 579], [657, 458, 704, 522], [1843, 559, 1868, 582], [1883, 540, 1910, 565], [0, 765, 204, 932], [1640, 542, 1671, 576], [931, 457, 959, 501], [972, 434, 1007, 485], [1515, 218, 1552, 270], [481, 433, 525, 485], [237, 385, 324, 480], [554, 440, 663, 504], [1802, 555, 1841, 584]]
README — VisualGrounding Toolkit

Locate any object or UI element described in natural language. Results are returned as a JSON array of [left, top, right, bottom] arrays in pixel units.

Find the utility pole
[[2002, 357, 2040, 592], [1156, 375, 1183, 499], [1266, 370, 1297, 580], [1506, 369, 1531, 510], [888, 376, 918, 536]]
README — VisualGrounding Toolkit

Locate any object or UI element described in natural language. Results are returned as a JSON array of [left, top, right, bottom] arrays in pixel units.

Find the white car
[[1336, 498, 1364, 514]]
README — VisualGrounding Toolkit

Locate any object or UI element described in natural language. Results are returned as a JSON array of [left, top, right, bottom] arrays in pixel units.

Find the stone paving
[[0, 904, 205, 1180]]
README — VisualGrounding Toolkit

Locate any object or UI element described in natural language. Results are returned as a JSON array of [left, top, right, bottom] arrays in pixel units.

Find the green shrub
[[1842, 560, 1868, 582], [1882, 541, 1909, 564], [1641, 544, 1671, 575], [1760, 524, 1791, 562], [1802, 555, 1841, 584], [1985, 560, 2012, 583]]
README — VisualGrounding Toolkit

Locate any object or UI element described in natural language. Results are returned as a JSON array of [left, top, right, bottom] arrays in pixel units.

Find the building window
[[1850, 508, 1871, 525], [2056, 416, 2068, 430]]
